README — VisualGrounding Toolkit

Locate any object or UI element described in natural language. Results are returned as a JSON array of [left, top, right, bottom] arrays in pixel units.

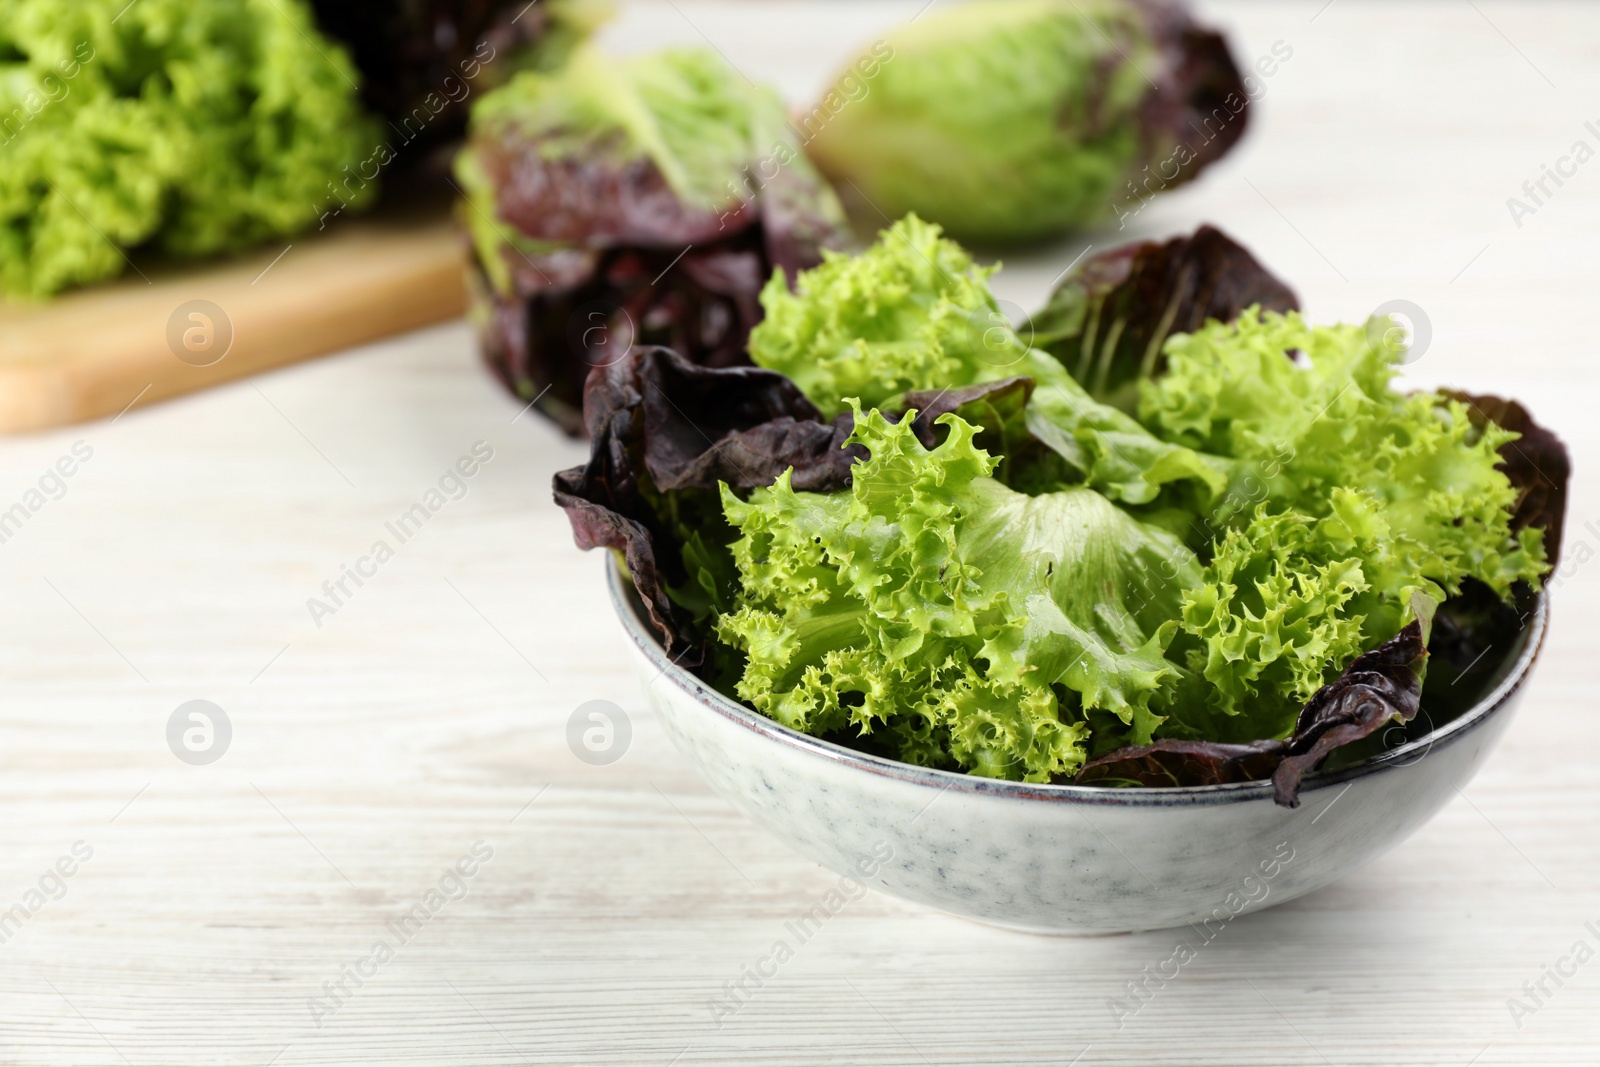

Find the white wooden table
[[2, 2, 1597, 1064]]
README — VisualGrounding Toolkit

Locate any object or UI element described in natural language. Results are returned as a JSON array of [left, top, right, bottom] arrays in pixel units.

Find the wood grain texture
[[0, 211, 466, 434], [1, 2, 1598, 1065]]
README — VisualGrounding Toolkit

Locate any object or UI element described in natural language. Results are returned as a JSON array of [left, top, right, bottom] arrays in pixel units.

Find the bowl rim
[[609, 558, 1546, 808]]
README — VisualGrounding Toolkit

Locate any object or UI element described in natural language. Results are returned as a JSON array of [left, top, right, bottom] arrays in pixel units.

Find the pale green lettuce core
[[0, 0, 380, 298], [718, 221, 1544, 777]]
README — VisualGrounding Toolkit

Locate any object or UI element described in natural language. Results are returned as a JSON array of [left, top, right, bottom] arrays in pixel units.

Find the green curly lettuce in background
[[0, 0, 380, 298], [719, 218, 1546, 780]]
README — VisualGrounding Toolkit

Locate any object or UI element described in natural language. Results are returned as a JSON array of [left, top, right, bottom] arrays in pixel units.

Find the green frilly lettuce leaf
[[1146, 309, 1548, 740], [0, 0, 380, 298], [748, 214, 1227, 504], [716, 403, 1201, 782]]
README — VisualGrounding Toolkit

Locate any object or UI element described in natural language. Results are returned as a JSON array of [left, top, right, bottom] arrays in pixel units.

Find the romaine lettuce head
[[749, 214, 1228, 504], [716, 403, 1202, 782], [803, 0, 1249, 242], [459, 45, 848, 432], [0, 0, 380, 298]]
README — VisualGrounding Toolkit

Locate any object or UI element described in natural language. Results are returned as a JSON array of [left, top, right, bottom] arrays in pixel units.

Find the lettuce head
[[803, 0, 1250, 242], [0, 0, 380, 298]]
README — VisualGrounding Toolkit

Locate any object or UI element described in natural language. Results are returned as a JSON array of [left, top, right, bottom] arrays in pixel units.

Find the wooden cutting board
[[0, 206, 468, 434]]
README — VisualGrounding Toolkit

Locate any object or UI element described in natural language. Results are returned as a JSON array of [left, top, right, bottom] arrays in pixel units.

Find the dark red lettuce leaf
[[1132, 0, 1254, 189], [1031, 224, 1298, 412], [1444, 391, 1570, 569], [1269, 620, 1427, 806], [471, 235, 773, 435], [552, 346, 857, 662], [1076, 621, 1426, 807], [467, 81, 849, 435], [309, 0, 556, 160], [1075, 739, 1287, 789]]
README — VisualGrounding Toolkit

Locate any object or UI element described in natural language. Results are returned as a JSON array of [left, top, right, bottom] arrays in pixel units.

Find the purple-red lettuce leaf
[[552, 346, 856, 665], [1031, 224, 1298, 413], [1268, 618, 1427, 807], [1077, 619, 1426, 807], [460, 46, 849, 433], [1443, 392, 1570, 568], [309, 0, 603, 162]]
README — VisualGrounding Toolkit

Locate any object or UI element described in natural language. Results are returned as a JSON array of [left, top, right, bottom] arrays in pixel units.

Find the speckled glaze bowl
[[612, 562, 1546, 935]]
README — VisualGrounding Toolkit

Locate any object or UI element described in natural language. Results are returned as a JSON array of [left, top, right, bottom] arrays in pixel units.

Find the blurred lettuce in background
[[804, 0, 1251, 243], [456, 44, 849, 433], [0, 0, 379, 298], [304, 0, 609, 162]]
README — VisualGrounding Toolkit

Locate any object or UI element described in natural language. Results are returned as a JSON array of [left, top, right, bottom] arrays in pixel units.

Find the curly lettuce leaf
[[1135, 310, 1546, 739], [0, 0, 380, 298], [1168, 497, 1403, 740], [748, 214, 1227, 504], [715, 404, 1201, 782], [1079, 616, 1428, 808], [1143, 309, 1547, 597]]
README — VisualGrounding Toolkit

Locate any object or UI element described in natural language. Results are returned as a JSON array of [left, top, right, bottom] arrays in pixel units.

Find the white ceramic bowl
[[612, 561, 1546, 934]]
